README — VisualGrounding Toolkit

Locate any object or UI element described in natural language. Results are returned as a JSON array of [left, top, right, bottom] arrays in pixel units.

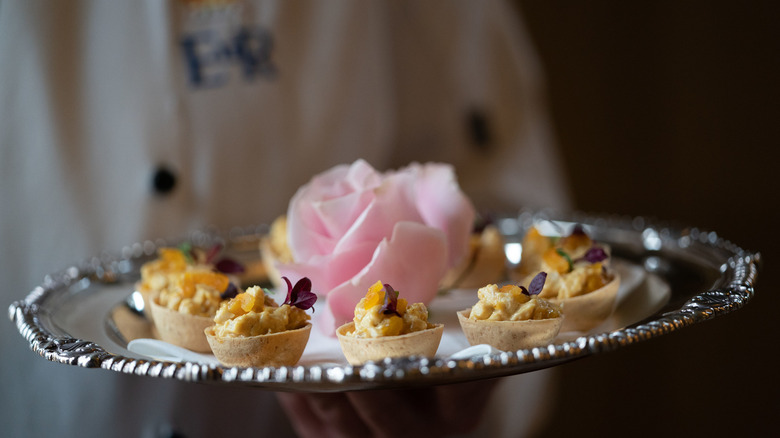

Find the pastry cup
[[149, 300, 213, 353], [457, 309, 563, 351], [205, 324, 312, 367], [135, 282, 158, 323], [549, 273, 621, 333], [336, 323, 444, 365]]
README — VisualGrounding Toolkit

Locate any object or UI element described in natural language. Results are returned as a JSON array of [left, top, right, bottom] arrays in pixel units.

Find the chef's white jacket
[[0, 1, 570, 436]]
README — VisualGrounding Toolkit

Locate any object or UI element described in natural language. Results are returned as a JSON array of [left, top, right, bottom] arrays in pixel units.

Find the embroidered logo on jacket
[[181, 24, 276, 88]]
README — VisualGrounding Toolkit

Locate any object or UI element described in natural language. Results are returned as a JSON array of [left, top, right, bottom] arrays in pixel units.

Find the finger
[[433, 378, 499, 433], [345, 379, 497, 438], [349, 387, 437, 437], [278, 392, 372, 438], [277, 392, 325, 438]]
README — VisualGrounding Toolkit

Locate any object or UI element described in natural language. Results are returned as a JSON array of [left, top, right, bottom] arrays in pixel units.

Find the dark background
[[515, 2, 778, 436]]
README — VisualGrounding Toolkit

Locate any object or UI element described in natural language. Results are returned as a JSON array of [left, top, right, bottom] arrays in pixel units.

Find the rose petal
[[319, 221, 448, 334], [286, 164, 352, 260], [288, 160, 382, 261], [332, 174, 423, 255], [283, 160, 476, 336], [278, 241, 378, 293], [406, 162, 476, 267], [311, 189, 376, 244], [287, 201, 340, 260]]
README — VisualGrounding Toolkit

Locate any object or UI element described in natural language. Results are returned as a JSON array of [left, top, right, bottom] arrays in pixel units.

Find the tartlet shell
[[205, 324, 312, 367], [549, 273, 621, 332], [149, 300, 213, 353], [336, 323, 444, 365], [135, 282, 157, 323], [457, 309, 563, 351]]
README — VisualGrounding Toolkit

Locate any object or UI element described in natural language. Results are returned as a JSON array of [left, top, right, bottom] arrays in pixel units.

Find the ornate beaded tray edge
[[7, 211, 761, 391]]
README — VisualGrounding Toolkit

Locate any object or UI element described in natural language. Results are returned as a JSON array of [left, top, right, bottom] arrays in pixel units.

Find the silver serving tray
[[8, 211, 760, 392]]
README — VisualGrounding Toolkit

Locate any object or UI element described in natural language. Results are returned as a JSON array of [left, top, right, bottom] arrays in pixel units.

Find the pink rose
[[278, 159, 475, 334]]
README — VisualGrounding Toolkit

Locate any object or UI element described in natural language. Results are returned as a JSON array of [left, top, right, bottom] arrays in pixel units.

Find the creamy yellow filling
[[157, 269, 228, 317], [469, 284, 561, 321], [139, 248, 189, 292], [521, 226, 612, 300], [212, 286, 310, 338], [348, 281, 432, 338]]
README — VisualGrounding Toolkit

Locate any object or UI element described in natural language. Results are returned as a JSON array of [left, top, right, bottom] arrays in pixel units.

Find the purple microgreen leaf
[[220, 282, 239, 300], [292, 276, 311, 298], [295, 293, 317, 311], [570, 224, 587, 236], [580, 246, 608, 264], [282, 276, 317, 312], [215, 257, 245, 274], [379, 283, 401, 317], [556, 248, 573, 272], [522, 272, 547, 296], [205, 243, 223, 264], [283, 276, 293, 298]]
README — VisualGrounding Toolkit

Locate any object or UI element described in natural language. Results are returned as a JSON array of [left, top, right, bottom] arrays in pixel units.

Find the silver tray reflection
[[8, 211, 760, 392]]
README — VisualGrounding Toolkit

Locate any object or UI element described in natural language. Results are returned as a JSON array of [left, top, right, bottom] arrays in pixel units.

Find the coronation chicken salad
[[211, 286, 310, 338], [469, 283, 561, 322], [522, 225, 613, 300], [348, 281, 433, 338], [157, 269, 228, 317]]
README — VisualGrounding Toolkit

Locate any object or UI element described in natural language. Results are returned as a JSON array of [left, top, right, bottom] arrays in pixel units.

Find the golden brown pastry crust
[[336, 322, 444, 365], [457, 309, 563, 351], [205, 323, 311, 367], [149, 300, 213, 353], [550, 274, 620, 332]]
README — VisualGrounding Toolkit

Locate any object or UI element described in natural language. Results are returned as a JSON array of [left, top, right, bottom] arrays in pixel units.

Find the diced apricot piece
[[522, 227, 551, 256], [560, 232, 592, 253], [228, 293, 247, 315], [363, 281, 386, 310], [178, 271, 229, 298], [160, 247, 185, 261], [543, 248, 571, 274], [396, 298, 408, 315], [158, 248, 188, 271], [383, 315, 404, 337], [500, 284, 527, 301], [240, 293, 256, 313]]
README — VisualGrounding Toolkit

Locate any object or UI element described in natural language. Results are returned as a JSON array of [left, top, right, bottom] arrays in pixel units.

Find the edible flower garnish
[[220, 282, 240, 300], [520, 272, 547, 296], [178, 242, 245, 274], [379, 283, 401, 317], [283, 276, 317, 311], [579, 246, 608, 264]]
